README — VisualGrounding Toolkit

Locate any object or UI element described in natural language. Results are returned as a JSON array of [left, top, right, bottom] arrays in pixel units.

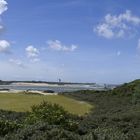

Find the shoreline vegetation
[[0, 80, 97, 86]]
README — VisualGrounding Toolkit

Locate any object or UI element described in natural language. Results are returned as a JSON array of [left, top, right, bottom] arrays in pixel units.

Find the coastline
[[0, 82, 107, 93], [11, 82, 98, 88]]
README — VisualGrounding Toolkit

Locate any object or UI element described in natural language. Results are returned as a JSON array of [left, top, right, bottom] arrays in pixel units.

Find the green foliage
[[24, 101, 80, 131], [0, 109, 26, 122], [25, 101, 69, 125], [0, 120, 22, 136], [0, 79, 140, 139], [4, 123, 82, 140], [64, 80, 140, 140]]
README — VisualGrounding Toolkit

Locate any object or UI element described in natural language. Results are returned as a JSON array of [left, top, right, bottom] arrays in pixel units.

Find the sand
[[0, 89, 58, 96]]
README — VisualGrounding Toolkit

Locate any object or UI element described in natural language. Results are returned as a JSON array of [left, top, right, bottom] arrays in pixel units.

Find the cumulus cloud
[[9, 59, 24, 68], [26, 45, 39, 58], [0, 40, 10, 53], [0, 0, 8, 31], [26, 45, 40, 62], [47, 40, 78, 52], [0, 0, 8, 15], [94, 10, 140, 39]]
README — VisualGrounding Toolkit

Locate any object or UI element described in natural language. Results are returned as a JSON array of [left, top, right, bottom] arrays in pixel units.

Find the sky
[[0, 0, 140, 84]]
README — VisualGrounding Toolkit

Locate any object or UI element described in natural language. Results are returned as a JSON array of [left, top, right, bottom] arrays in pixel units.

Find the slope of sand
[[0, 89, 58, 95]]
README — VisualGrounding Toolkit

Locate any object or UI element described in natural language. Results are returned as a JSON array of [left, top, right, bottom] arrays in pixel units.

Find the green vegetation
[[0, 93, 92, 115], [62, 80, 140, 140], [0, 103, 82, 139], [0, 80, 13, 85], [0, 79, 140, 139]]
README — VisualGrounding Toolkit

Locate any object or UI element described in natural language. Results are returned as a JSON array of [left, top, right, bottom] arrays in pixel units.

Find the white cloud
[[0, 40, 10, 53], [94, 10, 140, 39], [95, 23, 114, 39], [0, 0, 8, 32], [26, 45, 39, 58], [47, 40, 78, 52], [26, 45, 40, 62], [9, 59, 24, 68], [0, 0, 8, 15]]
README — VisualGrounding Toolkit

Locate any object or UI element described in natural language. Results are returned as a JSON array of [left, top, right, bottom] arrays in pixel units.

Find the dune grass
[[0, 93, 93, 115]]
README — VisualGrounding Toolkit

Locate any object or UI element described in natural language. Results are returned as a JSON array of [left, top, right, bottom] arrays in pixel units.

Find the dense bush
[[0, 110, 26, 122], [25, 101, 80, 131], [63, 80, 140, 140], [25, 102, 69, 125], [3, 123, 82, 140], [0, 120, 22, 136]]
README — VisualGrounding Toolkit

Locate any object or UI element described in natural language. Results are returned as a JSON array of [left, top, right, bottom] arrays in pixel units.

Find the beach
[[0, 89, 58, 95]]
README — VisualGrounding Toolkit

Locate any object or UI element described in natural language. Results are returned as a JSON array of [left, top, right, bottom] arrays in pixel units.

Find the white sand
[[0, 89, 58, 96]]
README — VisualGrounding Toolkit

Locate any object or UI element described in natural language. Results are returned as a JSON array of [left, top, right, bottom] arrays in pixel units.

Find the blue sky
[[0, 0, 140, 84]]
